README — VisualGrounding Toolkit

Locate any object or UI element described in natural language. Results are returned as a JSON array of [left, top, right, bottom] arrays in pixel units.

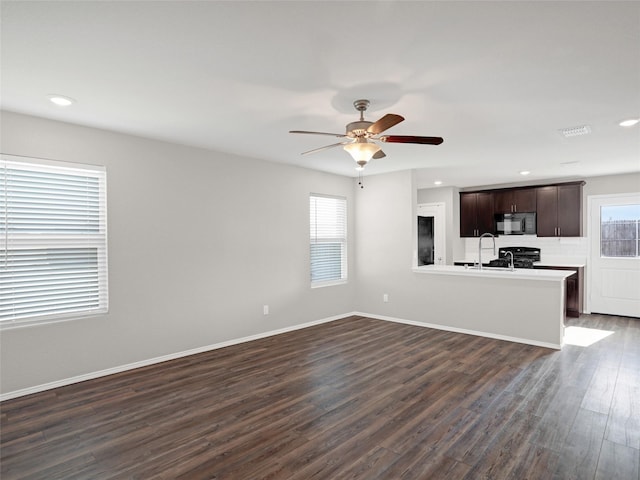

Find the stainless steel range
[[488, 246, 541, 269]]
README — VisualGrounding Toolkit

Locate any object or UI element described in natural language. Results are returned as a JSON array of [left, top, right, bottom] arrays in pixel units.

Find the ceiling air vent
[[559, 125, 591, 138]]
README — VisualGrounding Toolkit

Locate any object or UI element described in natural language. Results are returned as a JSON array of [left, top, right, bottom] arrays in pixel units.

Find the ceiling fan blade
[[301, 141, 350, 156], [380, 135, 444, 145], [372, 150, 386, 159], [290, 130, 347, 138], [367, 114, 404, 135]]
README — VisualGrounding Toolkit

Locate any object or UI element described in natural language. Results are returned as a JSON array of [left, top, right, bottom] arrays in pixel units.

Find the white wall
[[0, 111, 357, 395], [2, 111, 637, 397], [354, 171, 563, 346], [417, 185, 463, 264], [354, 169, 638, 338], [460, 236, 589, 265], [355, 170, 415, 312], [583, 172, 640, 223]]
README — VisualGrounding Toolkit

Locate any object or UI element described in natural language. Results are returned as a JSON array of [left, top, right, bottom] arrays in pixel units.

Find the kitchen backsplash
[[461, 235, 588, 264]]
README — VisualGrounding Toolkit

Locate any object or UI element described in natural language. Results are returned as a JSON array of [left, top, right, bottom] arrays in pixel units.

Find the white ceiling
[[2, 1, 639, 188]]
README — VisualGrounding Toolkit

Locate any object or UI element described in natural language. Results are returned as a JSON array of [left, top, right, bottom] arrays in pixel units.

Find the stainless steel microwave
[[495, 212, 536, 235]]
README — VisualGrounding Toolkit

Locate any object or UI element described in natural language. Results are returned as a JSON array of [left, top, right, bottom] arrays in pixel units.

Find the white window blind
[[310, 194, 347, 286], [0, 155, 108, 327]]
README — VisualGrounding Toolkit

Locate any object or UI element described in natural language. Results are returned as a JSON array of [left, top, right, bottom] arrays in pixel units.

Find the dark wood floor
[[1, 314, 639, 479]]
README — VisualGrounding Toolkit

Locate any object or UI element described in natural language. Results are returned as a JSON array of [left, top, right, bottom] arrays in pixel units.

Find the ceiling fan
[[290, 99, 443, 170]]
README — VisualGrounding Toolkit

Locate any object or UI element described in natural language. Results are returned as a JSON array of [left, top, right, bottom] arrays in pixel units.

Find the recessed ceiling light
[[48, 95, 76, 107], [434, 180, 443, 185], [619, 118, 639, 127], [520, 171, 531, 176]]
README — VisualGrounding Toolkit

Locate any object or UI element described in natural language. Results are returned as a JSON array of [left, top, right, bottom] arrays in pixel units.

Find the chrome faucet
[[477, 233, 496, 271], [505, 251, 514, 271]]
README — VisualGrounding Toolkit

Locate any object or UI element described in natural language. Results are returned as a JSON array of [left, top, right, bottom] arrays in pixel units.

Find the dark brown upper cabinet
[[459, 181, 584, 239], [536, 183, 583, 237], [493, 188, 536, 214], [460, 192, 494, 237]]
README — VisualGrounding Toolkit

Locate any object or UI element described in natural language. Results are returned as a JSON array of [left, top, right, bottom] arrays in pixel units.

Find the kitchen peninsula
[[412, 265, 573, 349]]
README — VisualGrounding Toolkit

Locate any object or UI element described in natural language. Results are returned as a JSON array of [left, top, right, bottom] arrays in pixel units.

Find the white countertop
[[455, 259, 585, 268], [535, 262, 586, 268], [413, 264, 574, 281]]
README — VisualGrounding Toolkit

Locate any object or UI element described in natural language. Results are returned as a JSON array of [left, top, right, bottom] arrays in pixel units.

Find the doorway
[[417, 203, 446, 266], [588, 193, 640, 317]]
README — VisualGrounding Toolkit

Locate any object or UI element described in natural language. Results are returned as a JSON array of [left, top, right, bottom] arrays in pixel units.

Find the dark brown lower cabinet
[[534, 265, 584, 317]]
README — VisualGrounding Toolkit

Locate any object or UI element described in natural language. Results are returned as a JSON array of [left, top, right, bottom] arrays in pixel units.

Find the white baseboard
[[1, 310, 560, 401], [353, 311, 562, 350], [0, 313, 352, 402]]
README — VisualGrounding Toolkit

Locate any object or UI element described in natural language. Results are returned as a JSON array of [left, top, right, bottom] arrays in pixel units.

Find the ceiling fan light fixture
[[343, 139, 381, 166], [290, 99, 443, 172]]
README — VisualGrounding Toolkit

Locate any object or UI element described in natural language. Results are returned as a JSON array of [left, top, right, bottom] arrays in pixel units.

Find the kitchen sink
[[464, 265, 516, 272]]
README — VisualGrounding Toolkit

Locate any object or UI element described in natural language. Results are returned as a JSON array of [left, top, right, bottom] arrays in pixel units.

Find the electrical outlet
[[383, 294, 389, 303], [263, 305, 269, 315]]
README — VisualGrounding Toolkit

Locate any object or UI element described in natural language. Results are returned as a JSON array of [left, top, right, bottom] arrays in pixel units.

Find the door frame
[[587, 192, 640, 315], [416, 202, 446, 267]]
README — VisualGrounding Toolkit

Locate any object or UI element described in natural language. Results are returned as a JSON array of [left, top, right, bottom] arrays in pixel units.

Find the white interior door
[[588, 193, 640, 317], [417, 203, 446, 266]]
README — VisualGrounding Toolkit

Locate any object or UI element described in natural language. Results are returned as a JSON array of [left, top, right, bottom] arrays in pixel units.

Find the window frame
[[309, 193, 347, 288], [599, 204, 640, 259], [0, 154, 108, 329]]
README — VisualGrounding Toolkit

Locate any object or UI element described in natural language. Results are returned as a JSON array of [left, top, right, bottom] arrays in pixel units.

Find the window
[[309, 194, 347, 287], [0, 155, 108, 328], [600, 204, 640, 258]]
